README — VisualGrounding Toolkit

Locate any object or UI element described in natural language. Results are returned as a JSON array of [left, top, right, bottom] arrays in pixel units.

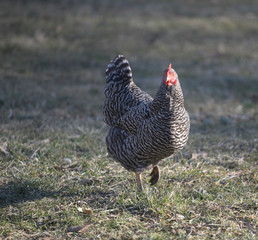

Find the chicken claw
[[149, 166, 160, 186]]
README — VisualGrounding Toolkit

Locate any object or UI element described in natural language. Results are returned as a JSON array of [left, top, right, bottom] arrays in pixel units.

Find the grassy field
[[0, 0, 257, 239]]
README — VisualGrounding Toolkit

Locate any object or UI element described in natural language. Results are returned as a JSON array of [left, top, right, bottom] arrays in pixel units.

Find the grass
[[0, 0, 257, 239]]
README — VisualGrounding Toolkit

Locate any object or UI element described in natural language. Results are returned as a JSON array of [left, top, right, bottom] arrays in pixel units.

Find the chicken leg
[[135, 173, 143, 191], [149, 166, 160, 185]]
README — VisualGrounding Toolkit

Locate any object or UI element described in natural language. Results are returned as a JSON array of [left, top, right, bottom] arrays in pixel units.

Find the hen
[[103, 55, 190, 190]]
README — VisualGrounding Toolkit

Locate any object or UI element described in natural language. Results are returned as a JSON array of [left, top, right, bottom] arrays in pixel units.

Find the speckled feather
[[103, 55, 190, 173]]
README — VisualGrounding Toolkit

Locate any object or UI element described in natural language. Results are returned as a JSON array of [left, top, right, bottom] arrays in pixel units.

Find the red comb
[[167, 64, 172, 77], [164, 63, 177, 86], [168, 63, 172, 71]]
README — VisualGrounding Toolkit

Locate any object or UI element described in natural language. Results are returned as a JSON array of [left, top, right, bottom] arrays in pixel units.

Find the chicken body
[[103, 55, 190, 189]]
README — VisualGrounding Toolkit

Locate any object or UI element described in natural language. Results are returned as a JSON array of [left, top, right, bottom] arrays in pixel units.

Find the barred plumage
[[103, 55, 190, 190]]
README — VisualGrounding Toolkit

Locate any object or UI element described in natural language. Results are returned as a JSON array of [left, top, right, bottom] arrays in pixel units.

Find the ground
[[0, 0, 257, 239]]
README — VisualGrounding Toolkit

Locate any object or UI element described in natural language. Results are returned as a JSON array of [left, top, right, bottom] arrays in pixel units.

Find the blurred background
[[0, 0, 257, 132], [0, 1, 257, 238]]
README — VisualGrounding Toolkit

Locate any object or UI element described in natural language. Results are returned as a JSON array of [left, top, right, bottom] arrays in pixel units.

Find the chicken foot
[[149, 166, 160, 185], [135, 173, 143, 191]]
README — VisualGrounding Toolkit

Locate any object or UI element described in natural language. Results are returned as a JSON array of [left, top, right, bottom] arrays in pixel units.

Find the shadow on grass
[[0, 178, 119, 210], [0, 178, 100, 209], [0, 180, 60, 209]]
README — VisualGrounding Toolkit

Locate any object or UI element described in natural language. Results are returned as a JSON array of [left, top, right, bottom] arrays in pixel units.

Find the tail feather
[[105, 55, 132, 83], [103, 55, 153, 129]]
